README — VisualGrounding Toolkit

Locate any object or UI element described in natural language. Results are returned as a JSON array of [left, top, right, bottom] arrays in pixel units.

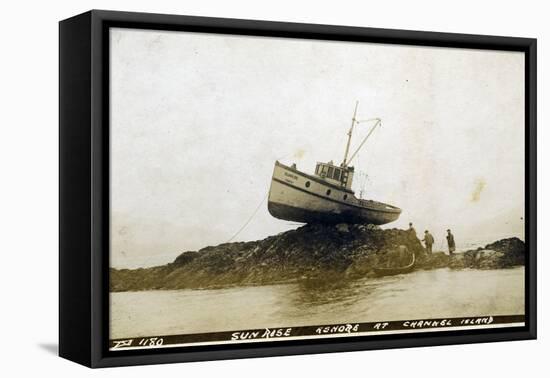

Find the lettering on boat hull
[[268, 161, 401, 225]]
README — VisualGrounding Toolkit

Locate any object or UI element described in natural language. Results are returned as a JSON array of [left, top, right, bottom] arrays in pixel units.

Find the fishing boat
[[373, 253, 415, 277], [267, 102, 401, 225]]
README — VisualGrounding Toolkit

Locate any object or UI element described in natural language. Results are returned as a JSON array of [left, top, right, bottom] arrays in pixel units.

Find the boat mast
[[347, 118, 381, 165], [342, 101, 359, 167]]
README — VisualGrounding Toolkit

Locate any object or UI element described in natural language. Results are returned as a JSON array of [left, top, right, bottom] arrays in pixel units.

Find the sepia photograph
[[107, 26, 526, 350]]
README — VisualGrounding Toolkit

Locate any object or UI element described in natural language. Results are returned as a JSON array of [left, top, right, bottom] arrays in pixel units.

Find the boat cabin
[[314, 161, 354, 190]]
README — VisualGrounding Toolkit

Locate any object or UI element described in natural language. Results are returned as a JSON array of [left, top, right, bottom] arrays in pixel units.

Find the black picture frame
[[59, 9, 537, 368]]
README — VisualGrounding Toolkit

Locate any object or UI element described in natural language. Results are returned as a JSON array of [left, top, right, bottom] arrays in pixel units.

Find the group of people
[[408, 223, 456, 255]]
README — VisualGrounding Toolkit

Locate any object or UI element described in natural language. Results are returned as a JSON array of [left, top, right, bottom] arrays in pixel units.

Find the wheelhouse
[[314, 161, 354, 190]]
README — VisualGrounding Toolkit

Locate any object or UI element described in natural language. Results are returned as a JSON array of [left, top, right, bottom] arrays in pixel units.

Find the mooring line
[[226, 191, 269, 243]]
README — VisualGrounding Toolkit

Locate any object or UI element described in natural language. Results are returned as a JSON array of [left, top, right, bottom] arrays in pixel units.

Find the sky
[[110, 28, 525, 268]]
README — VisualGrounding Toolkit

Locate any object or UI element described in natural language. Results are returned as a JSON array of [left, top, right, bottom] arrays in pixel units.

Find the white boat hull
[[268, 162, 401, 225]]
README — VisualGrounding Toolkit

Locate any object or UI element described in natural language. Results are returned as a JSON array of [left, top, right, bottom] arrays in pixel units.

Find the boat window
[[334, 168, 341, 181], [305, 181, 310, 188], [327, 166, 334, 178], [315, 165, 320, 175], [343, 194, 348, 200], [326, 189, 331, 196], [320, 165, 327, 176]]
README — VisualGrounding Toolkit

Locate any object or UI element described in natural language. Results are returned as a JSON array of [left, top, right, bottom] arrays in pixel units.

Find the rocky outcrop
[[416, 237, 525, 270], [110, 225, 525, 292], [452, 238, 525, 269]]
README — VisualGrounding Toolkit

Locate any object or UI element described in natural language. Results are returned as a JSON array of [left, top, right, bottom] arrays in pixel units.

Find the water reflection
[[293, 277, 363, 306], [276, 274, 405, 324], [111, 267, 524, 338]]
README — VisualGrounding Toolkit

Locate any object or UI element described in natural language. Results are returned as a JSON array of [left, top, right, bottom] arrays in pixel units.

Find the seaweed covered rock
[[110, 224, 423, 291], [425, 237, 525, 270], [109, 226, 525, 292], [173, 251, 199, 265], [417, 252, 450, 270], [460, 237, 525, 269], [483, 238, 525, 267]]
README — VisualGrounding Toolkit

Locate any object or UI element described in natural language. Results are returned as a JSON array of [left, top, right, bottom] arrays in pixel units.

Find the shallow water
[[110, 267, 524, 339]]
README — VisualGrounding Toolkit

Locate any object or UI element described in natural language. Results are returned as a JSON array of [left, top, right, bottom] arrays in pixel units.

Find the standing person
[[408, 222, 416, 238], [422, 230, 435, 254], [446, 229, 456, 255]]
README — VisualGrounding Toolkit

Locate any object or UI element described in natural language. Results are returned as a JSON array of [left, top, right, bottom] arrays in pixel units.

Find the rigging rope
[[225, 151, 295, 244], [226, 191, 269, 243]]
